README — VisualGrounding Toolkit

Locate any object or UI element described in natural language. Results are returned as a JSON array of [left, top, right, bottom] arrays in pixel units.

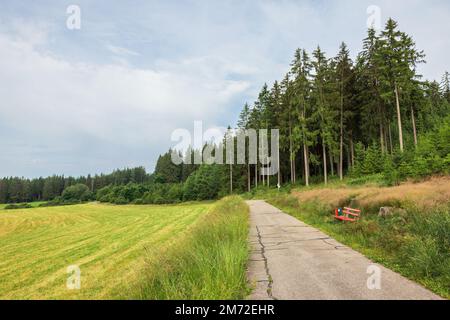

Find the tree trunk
[[347, 145, 351, 172], [322, 141, 328, 185], [293, 156, 296, 184], [261, 135, 265, 186], [339, 83, 344, 181], [388, 122, 393, 154], [254, 164, 258, 188], [289, 125, 294, 184], [277, 138, 281, 189], [247, 164, 251, 192], [229, 164, 233, 194], [384, 123, 389, 154], [350, 135, 355, 167], [394, 83, 404, 152], [379, 104, 385, 154], [329, 152, 334, 176], [289, 112, 294, 184], [303, 143, 309, 186], [411, 106, 418, 147]]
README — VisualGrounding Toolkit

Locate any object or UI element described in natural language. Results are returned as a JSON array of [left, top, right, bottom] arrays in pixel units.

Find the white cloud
[[0, 24, 250, 176], [106, 44, 140, 57]]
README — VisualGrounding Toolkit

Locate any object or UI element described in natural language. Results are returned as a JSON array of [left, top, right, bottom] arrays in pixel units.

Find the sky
[[0, 0, 449, 178]]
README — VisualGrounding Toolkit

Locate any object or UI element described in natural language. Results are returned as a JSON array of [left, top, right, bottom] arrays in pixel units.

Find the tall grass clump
[[134, 196, 250, 300]]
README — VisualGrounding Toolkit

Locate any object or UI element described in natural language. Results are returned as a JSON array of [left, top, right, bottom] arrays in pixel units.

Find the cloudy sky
[[0, 0, 449, 178]]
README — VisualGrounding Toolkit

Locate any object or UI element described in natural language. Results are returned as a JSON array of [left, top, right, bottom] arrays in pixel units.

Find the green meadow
[[0, 198, 250, 300], [0, 202, 211, 299]]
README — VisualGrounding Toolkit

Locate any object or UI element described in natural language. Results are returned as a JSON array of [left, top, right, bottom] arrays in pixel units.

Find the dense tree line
[[153, 149, 200, 183], [0, 167, 150, 204]]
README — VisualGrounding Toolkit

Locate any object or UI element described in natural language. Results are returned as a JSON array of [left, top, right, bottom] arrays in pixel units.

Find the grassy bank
[[267, 177, 450, 299], [0, 202, 210, 299], [133, 196, 250, 300]]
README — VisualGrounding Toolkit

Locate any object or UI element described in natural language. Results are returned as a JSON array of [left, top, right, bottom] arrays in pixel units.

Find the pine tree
[[255, 84, 271, 186], [237, 103, 250, 129], [267, 81, 282, 187], [377, 18, 425, 152], [279, 73, 296, 184], [237, 103, 251, 191], [290, 49, 314, 186], [334, 42, 354, 180], [358, 28, 389, 153], [441, 71, 450, 103], [311, 46, 336, 184]]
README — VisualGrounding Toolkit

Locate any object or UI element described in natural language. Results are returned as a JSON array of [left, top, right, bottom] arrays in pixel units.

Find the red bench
[[334, 207, 361, 222]]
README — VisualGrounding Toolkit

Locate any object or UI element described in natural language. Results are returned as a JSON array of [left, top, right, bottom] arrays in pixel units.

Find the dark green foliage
[[0, 167, 151, 204], [166, 184, 183, 204], [38, 197, 81, 207], [154, 150, 200, 184], [96, 182, 185, 205], [62, 184, 92, 201], [351, 143, 384, 176], [183, 165, 226, 201], [350, 115, 450, 184], [4, 203, 33, 210], [96, 185, 113, 201], [30, 183, 94, 208], [154, 151, 182, 183], [113, 196, 129, 205]]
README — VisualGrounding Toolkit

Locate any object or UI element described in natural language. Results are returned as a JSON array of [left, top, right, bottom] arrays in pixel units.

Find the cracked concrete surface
[[246, 200, 442, 300]]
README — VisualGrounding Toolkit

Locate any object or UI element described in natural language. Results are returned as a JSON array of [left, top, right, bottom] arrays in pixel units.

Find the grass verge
[[133, 196, 250, 300], [267, 188, 449, 299]]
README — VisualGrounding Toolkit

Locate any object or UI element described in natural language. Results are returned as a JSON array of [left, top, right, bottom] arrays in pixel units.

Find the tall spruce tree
[[237, 103, 252, 191], [377, 18, 425, 152], [311, 46, 336, 184], [291, 49, 315, 186], [334, 42, 354, 179]]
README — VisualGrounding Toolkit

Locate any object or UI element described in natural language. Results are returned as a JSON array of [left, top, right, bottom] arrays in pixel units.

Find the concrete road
[[246, 200, 442, 300]]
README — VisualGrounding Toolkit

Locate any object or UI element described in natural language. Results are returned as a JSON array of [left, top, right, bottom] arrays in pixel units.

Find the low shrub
[[96, 182, 185, 205], [4, 203, 33, 210], [350, 115, 450, 185], [39, 198, 81, 207], [113, 196, 129, 205], [62, 184, 93, 202]]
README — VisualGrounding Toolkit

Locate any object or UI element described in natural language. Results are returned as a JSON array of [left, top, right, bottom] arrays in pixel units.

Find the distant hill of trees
[[0, 167, 150, 203]]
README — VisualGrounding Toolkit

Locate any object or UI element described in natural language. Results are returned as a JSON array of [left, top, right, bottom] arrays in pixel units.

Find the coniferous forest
[[232, 19, 449, 189], [1, 19, 449, 205]]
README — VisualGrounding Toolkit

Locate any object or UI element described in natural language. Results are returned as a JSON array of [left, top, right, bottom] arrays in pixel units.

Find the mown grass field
[[0, 202, 212, 299]]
